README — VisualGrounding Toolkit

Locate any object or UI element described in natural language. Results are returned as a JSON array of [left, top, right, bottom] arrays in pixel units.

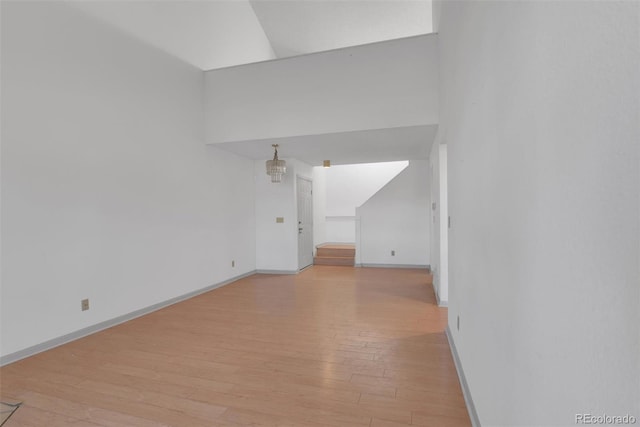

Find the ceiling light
[[266, 144, 286, 183]]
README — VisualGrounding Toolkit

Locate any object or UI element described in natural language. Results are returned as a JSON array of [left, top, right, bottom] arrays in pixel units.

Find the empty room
[[1, 1, 638, 426]]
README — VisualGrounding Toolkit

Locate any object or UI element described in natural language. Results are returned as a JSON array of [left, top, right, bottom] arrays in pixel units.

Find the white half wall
[[356, 160, 430, 266], [204, 34, 438, 143], [321, 161, 409, 245], [439, 1, 639, 424], [326, 162, 408, 216], [0, 2, 256, 358]]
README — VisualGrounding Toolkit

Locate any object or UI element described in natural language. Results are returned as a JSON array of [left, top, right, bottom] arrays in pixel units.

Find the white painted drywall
[[326, 162, 409, 216], [255, 158, 313, 271], [322, 161, 409, 244], [431, 0, 443, 33], [356, 161, 430, 266], [325, 218, 357, 244], [438, 145, 448, 302], [439, 1, 639, 424], [204, 34, 439, 143], [251, 0, 432, 59], [312, 167, 327, 251], [254, 159, 297, 272], [0, 2, 256, 358], [429, 140, 448, 304], [322, 160, 409, 243]]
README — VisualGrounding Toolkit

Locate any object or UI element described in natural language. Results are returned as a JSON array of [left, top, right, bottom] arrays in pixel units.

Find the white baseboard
[[446, 325, 481, 427], [356, 263, 430, 269], [0, 270, 256, 367]]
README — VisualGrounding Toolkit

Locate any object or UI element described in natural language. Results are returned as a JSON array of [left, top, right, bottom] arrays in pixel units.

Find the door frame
[[296, 175, 314, 271]]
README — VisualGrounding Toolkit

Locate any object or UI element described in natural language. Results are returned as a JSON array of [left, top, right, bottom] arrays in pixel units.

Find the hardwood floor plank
[[0, 266, 470, 426], [7, 391, 170, 427], [2, 405, 103, 427]]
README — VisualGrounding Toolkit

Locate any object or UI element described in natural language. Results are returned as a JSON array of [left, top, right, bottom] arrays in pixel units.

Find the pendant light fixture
[[266, 144, 286, 183]]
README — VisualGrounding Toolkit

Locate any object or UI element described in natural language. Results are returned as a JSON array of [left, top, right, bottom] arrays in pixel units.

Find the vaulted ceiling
[[249, 0, 432, 61], [73, 0, 432, 70]]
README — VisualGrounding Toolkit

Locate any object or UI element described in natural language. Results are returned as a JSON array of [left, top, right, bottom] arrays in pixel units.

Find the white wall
[[431, 0, 443, 33], [312, 167, 327, 250], [326, 162, 408, 216], [438, 145, 448, 302], [429, 141, 448, 304], [255, 158, 313, 271], [314, 162, 409, 244], [204, 34, 439, 143], [325, 218, 357, 244], [356, 161, 430, 266], [0, 2, 256, 359], [440, 1, 639, 425]]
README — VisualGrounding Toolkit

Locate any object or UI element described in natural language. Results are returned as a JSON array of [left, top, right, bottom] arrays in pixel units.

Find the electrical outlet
[[231, 260, 235, 267], [391, 250, 395, 256], [81, 299, 89, 311], [457, 315, 460, 331]]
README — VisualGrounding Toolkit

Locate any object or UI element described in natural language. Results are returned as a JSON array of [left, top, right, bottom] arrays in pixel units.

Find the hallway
[[0, 266, 470, 426]]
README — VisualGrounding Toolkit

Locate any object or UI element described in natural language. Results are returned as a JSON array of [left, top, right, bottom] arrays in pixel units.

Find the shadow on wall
[[356, 160, 431, 267], [316, 161, 409, 245]]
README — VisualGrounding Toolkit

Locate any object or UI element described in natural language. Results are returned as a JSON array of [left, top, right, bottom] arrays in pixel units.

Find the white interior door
[[297, 177, 314, 270]]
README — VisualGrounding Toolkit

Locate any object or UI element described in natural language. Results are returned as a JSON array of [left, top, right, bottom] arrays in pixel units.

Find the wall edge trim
[[0, 270, 257, 367], [432, 280, 448, 307], [446, 325, 481, 427]]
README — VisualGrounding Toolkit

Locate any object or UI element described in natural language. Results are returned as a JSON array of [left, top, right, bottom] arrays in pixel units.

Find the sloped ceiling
[[73, 1, 276, 70], [73, 0, 432, 70], [250, 0, 432, 59]]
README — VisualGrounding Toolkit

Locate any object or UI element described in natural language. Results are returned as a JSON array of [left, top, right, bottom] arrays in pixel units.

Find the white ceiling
[[73, 0, 432, 70], [250, 0, 433, 59], [73, 1, 276, 70]]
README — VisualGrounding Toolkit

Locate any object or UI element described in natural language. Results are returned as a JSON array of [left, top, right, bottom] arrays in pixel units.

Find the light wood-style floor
[[0, 266, 471, 427]]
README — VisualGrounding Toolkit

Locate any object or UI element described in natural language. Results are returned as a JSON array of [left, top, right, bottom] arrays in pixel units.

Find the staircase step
[[316, 244, 355, 258], [317, 248, 355, 258], [314, 244, 355, 266], [313, 256, 354, 266]]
